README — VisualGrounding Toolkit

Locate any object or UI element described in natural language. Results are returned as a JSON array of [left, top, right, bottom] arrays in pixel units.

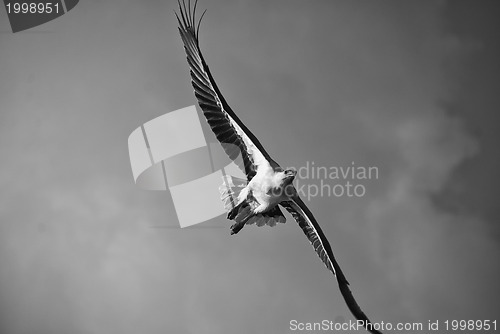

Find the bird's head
[[280, 168, 297, 198], [269, 168, 298, 199], [282, 168, 297, 185]]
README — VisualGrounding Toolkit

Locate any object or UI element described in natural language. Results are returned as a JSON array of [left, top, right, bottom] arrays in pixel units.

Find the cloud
[[0, 1, 499, 334]]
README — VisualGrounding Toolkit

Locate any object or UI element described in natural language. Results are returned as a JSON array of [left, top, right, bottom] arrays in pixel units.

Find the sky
[[1, 1, 499, 334]]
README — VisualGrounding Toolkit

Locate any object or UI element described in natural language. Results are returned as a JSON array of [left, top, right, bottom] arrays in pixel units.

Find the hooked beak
[[284, 168, 297, 180]]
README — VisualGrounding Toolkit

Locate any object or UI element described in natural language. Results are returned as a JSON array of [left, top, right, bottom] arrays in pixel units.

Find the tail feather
[[234, 205, 253, 224], [219, 175, 287, 228], [232, 205, 287, 227]]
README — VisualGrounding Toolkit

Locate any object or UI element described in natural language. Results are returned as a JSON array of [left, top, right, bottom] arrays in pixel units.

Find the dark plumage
[[175, 1, 383, 333]]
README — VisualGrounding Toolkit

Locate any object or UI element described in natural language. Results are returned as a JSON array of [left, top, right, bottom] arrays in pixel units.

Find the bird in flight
[[175, 1, 383, 333]]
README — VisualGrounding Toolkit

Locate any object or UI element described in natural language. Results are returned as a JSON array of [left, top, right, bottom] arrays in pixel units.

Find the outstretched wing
[[176, 0, 279, 181], [280, 197, 382, 334]]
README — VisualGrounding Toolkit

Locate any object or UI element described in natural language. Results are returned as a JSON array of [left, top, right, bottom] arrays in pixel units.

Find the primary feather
[[175, 1, 383, 333]]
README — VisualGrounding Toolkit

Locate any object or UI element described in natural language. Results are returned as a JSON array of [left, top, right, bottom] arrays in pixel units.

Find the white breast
[[243, 164, 286, 214]]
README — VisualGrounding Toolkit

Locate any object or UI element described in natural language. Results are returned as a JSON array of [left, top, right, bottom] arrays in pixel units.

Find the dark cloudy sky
[[1, 1, 499, 333]]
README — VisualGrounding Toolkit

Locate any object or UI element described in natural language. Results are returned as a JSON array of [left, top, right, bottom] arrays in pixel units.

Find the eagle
[[175, 1, 383, 333]]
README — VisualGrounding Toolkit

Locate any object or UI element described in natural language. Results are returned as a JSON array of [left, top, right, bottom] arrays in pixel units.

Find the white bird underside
[[175, 1, 382, 333]]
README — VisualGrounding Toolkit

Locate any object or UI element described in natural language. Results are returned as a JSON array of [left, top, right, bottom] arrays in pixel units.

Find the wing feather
[[177, 2, 381, 332], [281, 197, 382, 334], [176, 0, 279, 180]]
